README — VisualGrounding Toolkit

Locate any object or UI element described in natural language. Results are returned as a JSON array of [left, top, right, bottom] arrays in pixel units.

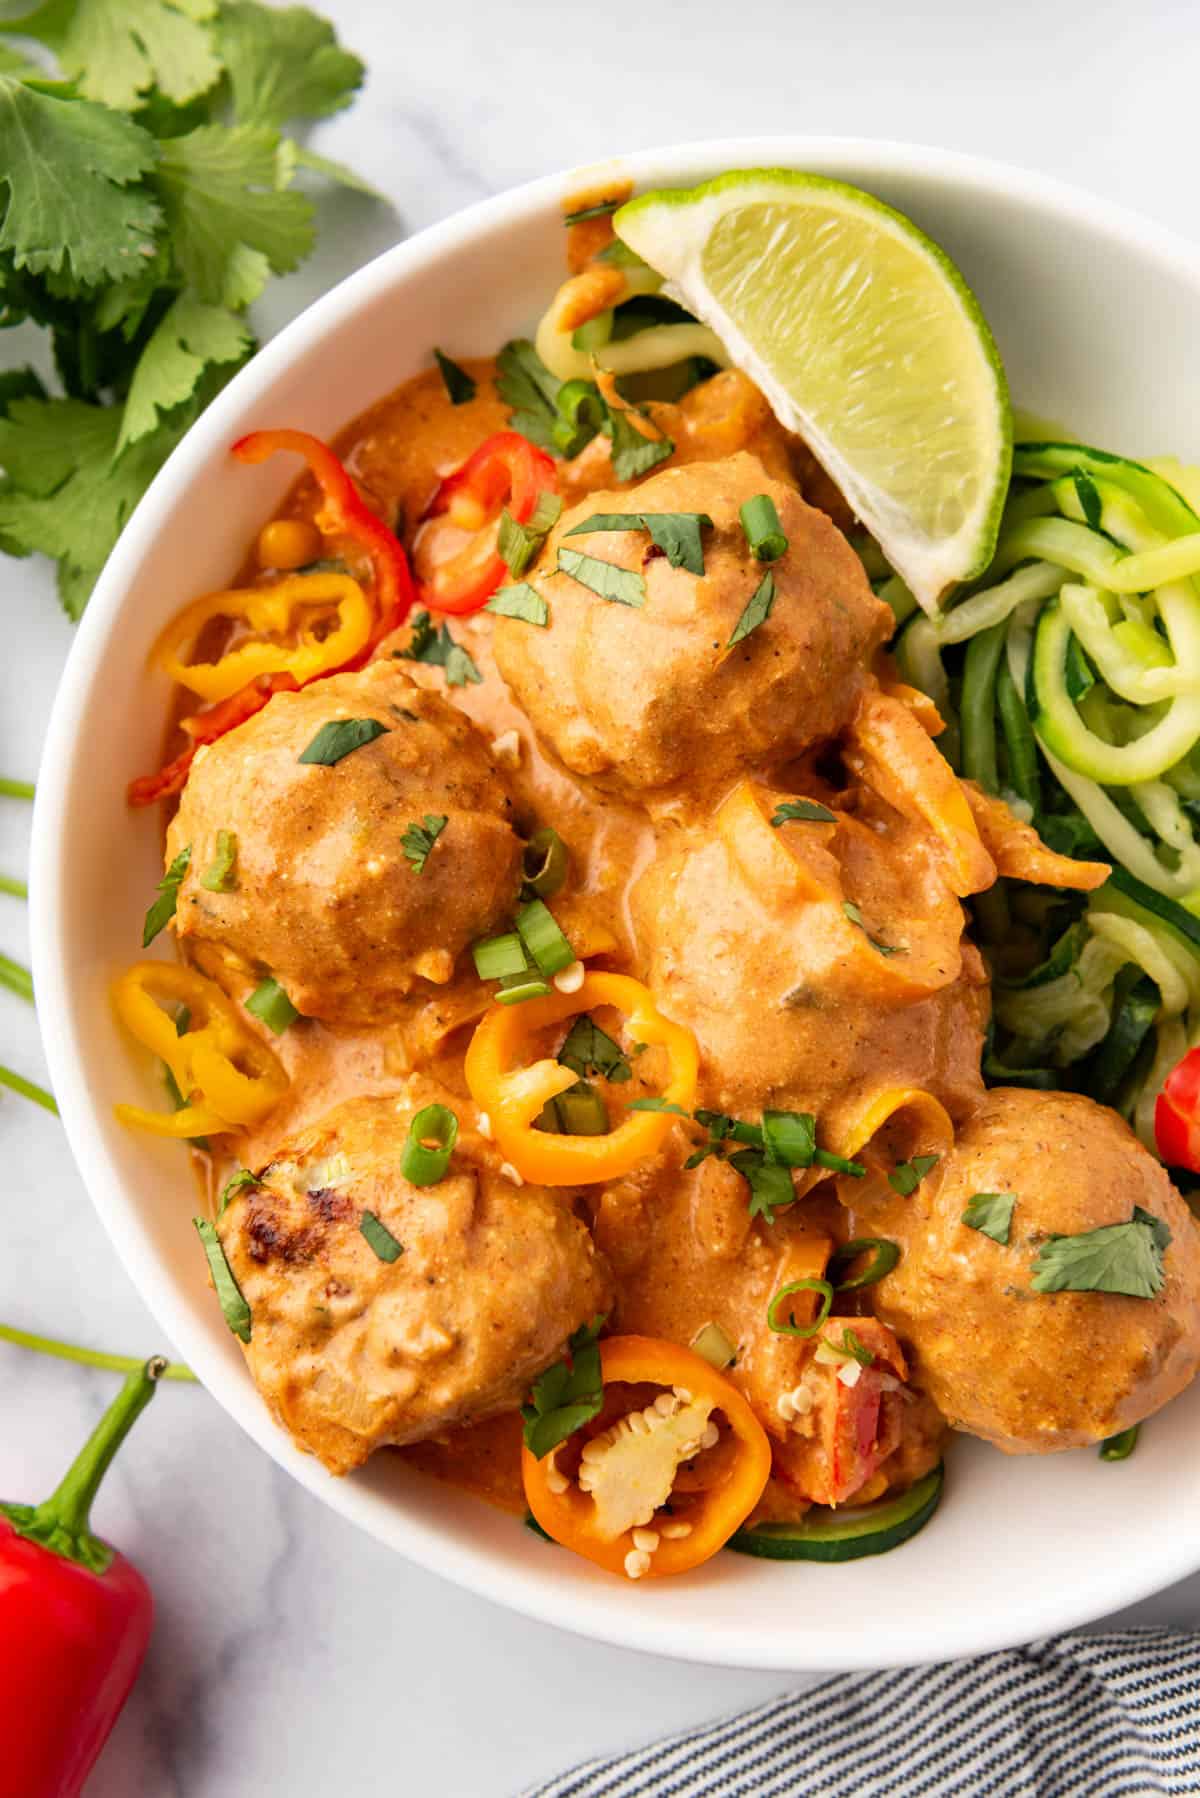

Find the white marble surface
[[4, 2, 1200, 1792]]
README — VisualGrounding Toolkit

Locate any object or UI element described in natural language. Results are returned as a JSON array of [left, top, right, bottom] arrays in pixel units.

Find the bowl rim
[[30, 133, 1200, 1672]]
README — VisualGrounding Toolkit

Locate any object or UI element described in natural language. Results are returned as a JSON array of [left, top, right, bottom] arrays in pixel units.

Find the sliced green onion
[[0, 777, 34, 799], [515, 897, 575, 976], [0, 873, 27, 898], [552, 380, 608, 457], [522, 827, 568, 899], [245, 976, 299, 1035], [813, 1148, 866, 1177], [143, 844, 191, 947], [359, 1209, 404, 1262], [193, 1218, 251, 1342], [739, 494, 788, 562], [496, 972, 553, 1005], [536, 1080, 608, 1136], [473, 932, 530, 981], [767, 1278, 833, 1338], [690, 1321, 736, 1370], [1099, 1425, 1139, 1461], [0, 1063, 57, 1114], [487, 583, 549, 626], [828, 1238, 901, 1291], [761, 1109, 816, 1168], [401, 1104, 459, 1185], [960, 621, 1007, 794], [199, 829, 238, 893], [0, 950, 33, 1003]]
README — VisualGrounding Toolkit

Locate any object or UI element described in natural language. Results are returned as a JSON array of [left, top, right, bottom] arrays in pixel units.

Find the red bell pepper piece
[[0, 1357, 165, 1798], [418, 430, 556, 614], [127, 671, 299, 807], [1156, 1045, 1200, 1171]]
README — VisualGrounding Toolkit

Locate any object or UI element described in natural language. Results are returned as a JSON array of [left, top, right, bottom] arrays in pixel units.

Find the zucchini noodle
[[1135, 1015, 1188, 1153], [535, 310, 728, 385], [1086, 911, 1194, 1017]]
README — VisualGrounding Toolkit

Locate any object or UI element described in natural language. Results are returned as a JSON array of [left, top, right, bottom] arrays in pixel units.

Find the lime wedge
[[614, 170, 1011, 612]]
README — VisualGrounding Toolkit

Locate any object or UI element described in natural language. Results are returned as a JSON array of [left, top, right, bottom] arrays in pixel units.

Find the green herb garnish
[[626, 1097, 689, 1115], [1099, 1426, 1139, 1461], [608, 409, 673, 482], [486, 583, 549, 626], [727, 570, 776, 646], [771, 800, 836, 827], [521, 1315, 606, 1459], [199, 829, 238, 893], [730, 1150, 796, 1224], [433, 348, 475, 405], [143, 845, 191, 947], [839, 1327, 875, 1367], [842, 900, 904, 958], [828, 1238, 901, 1290], [557, 546, 645, 608], [298, 717, 389, 765], [194, 1218, 251, 1343], [498, 493, 562, 577], [739, 493, 788, 562], [558, 1014, 631, 1084], [359, 1209, 404, 1262], [767, 1278, 833, 1338], [963, 1191, 1016, 1244], [400, 1103, 458, 1186], [495, 338, 565, 454], [563, 199, 620, 226], [398, 610, 482, 686], [245, 975, 299, 1035], [1030, 1206, 1170, 1299], [889, 1155, 940, 1197], [217, 1168, 259, 1217], [401, 813, 448, 875], [565, 510, 713, 575]]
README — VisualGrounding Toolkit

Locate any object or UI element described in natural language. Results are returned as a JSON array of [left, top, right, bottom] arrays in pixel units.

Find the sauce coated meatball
[[218, 1093, 612, 1474], [492, 452, 890, 801], [873, 1089, 1200, 1452], [168, 664, 522, 1027]]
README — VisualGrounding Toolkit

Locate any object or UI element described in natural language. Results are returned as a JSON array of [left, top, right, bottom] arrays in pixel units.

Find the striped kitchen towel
[[528, 1629, 1200, 1797]]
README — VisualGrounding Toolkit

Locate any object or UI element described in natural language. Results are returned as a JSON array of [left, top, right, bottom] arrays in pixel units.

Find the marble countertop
[[3, 2, 1200, 1792]]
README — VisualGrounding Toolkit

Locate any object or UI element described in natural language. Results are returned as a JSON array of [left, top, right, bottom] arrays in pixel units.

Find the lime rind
[[615, 169, 1012, 613]]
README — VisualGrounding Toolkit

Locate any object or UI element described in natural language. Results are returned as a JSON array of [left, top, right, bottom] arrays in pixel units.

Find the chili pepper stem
[[0, 1065, 57, 1113], [0, 776, 35, 800], [0, 1321, 195, 1381], [1, 1360, 165, 1574], [0, 873, 27, 898]]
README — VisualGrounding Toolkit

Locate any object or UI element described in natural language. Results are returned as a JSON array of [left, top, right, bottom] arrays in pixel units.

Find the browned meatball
[[168, 663, 522, 1027], [492, 452, 890, 800], [873, 1089, 1200, 1452], [218, 1093, 612, 1475]]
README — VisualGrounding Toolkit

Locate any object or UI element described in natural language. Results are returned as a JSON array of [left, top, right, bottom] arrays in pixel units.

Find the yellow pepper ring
[[112, 961, 289, 1139], [831, 1086, 955, 1164], [464, 972, 699, 1186], [156, 571, 373, 704]]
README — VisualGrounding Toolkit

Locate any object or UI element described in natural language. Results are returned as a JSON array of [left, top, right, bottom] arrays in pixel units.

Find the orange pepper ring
[[464, 972, 699, 1186], [522, 1336, 772, 1579]]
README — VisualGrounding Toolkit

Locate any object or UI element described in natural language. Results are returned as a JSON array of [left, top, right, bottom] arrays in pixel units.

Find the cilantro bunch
[[0, 0, 374, 616]]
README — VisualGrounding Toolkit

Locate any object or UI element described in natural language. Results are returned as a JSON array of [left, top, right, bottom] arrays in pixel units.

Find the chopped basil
[[401, 813, 448, 875], [889, 1154, 940, 1197], [1030, 1206, 1170, 1299], [298, 718, 389, 766], [245, 976, 299, 1036], [557, 546, 645, 609], [398, 610, 482, 687], [486, 583, 549, 626], [771, 799, 836, 827], [217, 1168, 259, 1217], [963, 1191, 1016, 1243], [199, 830, 238, 893], [433, 348, 476, 405], [842, 900, 905, 958], [564, 511, 713, 576], [359, 1209, 404, 1263], [608, 408, 673, 482], [727, 570, 776, 647], [521, 1314, 607, 1459], [558, 1013, 631, 1083], [194, 1218, 251, 1343], [563, 199, 620, 226], [498, 493, 562, 577], [142, 845, 191, 947]]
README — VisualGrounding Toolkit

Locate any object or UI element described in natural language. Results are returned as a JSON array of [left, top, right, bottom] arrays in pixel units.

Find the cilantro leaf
[[486, 582, 548, 626], [3, 0, 222, 111], [495, 338, 562, 453], [0, 76, 161, 286], [401, 813, 447, 875], [557, 546, 645, 608], [433, 347, 476, 407], [521, 1315, 606, 1460], [398, 609, 482, 687], [498, 493, 561, 577], [1030, 1208, 1169, 1298], [564, 510, 711, 575], [842, 899, 905, 958], [143, 843, 191, 946], [557, 1013, 631, 1084], [119, 294, 251, 448], [771, 799, 836, 827], [962, 1191, 1016, 1243], [727, 569, 776, 647], [730, 1149, 796, 1224], [217, 1167, 259, 1216], [297, 717, 388, 765], [608, 408, 672, 482], [216, 0, 364, 127], [889, 1154, 940, 1197], [154, 123, 313, 308]]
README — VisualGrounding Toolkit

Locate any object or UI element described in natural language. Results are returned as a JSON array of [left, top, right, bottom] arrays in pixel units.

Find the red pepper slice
[[232, 428, 416, 656], [0, 1358, 163, 1797], [1156, 1046, 1200, 1171], [417, 430, 556, 615], [127, 672, 299, 807]]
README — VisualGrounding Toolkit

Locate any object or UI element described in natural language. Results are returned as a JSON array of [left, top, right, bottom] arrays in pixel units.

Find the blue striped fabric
[[528, 1630, 1200, 1797]]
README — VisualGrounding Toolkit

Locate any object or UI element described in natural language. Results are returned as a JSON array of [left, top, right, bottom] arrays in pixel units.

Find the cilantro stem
[[0, 874, 28, 899], [0, 951, 33, 1002], [0, 1321, 195, 1382], [0, 778, 34, 800], [0, 1064, 57, 1114]]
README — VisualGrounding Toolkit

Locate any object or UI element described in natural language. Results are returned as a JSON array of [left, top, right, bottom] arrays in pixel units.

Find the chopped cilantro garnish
[[842, 900, 905, 958], [962, 1191, 1016, 1243], [607, 408, 673, 482], [521, 1315, 606, 1459], [398, 609, 482, 686], [199, 829, 238, 893], [563, 199, 620, 226], [498, 492, 562, 577], [433, 348, 476, 406], [564, 510, 712, 575], [889, 1154, 940, 1197], [558, 1014, 631, 1084], [495, 338, 564, 454], [730, 1149, 796, 1224], [1030, 1206, 1170, 1299], [557, 546, 645, 608], [727, 569, 776, 647], [142, 845, 191, 947], [771, 799, 836, 827], [298, 717, 389, 765], [486, 583, 549, 626], [218, 1168, 259, 1217], [401, 813, 448, 875]]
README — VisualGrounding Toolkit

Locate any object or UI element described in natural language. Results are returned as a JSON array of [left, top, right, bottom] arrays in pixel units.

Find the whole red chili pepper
[[0, 1357, 165, 1798]]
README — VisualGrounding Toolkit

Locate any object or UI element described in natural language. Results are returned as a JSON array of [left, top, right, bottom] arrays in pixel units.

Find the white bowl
[[31, 136, 1200, 1671]]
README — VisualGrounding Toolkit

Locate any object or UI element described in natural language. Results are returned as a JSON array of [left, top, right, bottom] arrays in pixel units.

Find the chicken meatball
[[492, 452, 890, 800], [168, 663, 522, 1027], [218, 1093, 612, 1474], [873, 1089, 1200, 1452]]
